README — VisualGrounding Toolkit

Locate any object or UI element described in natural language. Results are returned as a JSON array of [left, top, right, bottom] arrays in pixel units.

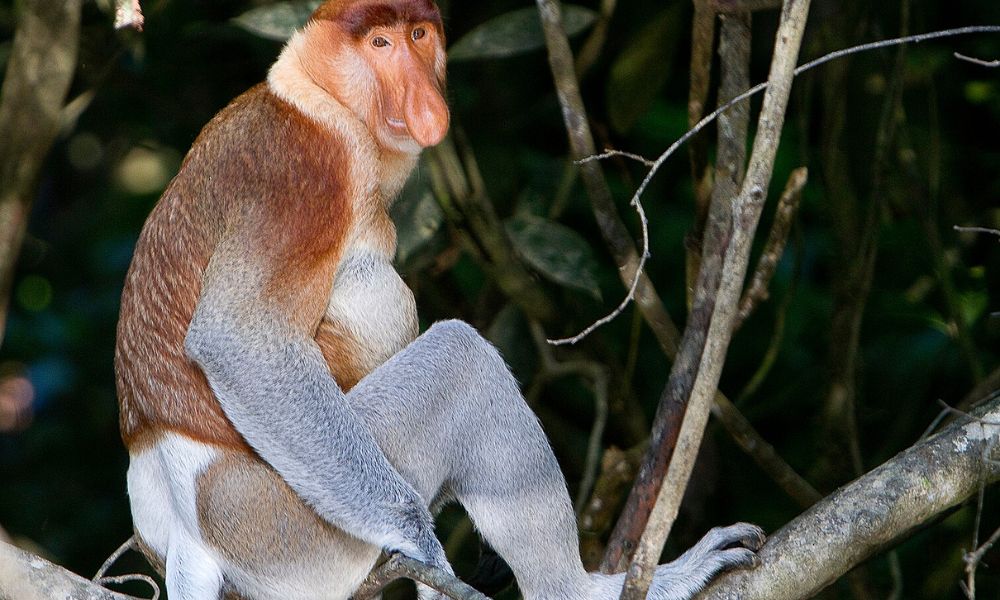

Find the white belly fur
[[325, 251, 418, 372]]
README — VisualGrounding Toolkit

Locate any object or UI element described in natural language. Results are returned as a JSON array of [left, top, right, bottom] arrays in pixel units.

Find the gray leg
[[346, 320, 592, 599], [346, 320, 763, 600]]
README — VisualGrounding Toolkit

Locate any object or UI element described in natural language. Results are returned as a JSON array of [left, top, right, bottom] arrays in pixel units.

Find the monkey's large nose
[[403, 79, 449, 147]]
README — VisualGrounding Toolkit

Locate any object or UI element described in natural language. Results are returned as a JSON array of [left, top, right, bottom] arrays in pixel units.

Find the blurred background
[[0, 0, 998, 598]]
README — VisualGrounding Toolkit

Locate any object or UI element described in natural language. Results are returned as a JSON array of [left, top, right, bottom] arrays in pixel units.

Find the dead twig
[[954, 225, 1000, 238], [577, 149, 655, 167], [570, 26, 1000, 347], [963, 524, 1000, 599], [954, 52, 999, 67], [535, 0, 682, 359], [92, 537, 161, 600], [735, 167, 807, 329], [545, 188, 649, 346]]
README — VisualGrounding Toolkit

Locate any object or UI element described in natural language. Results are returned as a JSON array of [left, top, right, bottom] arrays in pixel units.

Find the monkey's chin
[[380, 124, 423, 155], [381, 132, 423, 155]]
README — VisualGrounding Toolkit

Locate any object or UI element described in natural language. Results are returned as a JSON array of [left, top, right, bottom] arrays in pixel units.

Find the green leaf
[[232, 0, 322, 41], [449, 6, 597, 62], [505, 215, 601, 300], [606, 4, 683, 133]]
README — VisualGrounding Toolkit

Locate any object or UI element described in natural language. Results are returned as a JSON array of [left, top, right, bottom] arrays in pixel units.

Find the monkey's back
[[115, 84, 352, 451]]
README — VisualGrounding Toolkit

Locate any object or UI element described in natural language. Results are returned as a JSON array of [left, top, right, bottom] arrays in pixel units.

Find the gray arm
[[184, 241, 448, 572]]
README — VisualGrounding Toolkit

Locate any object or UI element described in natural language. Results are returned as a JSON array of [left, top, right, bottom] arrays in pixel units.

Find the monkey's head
[[298, 0, 449, 154]]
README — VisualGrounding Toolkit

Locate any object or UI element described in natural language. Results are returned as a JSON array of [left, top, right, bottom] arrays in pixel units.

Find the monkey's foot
[[647, 522, 765, 600]]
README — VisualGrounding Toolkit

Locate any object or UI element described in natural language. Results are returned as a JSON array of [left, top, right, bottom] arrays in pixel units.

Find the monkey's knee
[[425, 320, 516, 384], [424, 319, 487, 352]]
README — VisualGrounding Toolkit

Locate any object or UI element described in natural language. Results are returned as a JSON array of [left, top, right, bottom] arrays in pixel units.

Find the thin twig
[[92, 537, 161, 600], [735, 167, 807, 329], [95, 575, 161, 600], [568, 26, 1000, 346], [93, 537, 137, 581], [933, 399, 1000, 428], [954, 52, 999, 67], [577, 149, 655, 167], [965, 524, 1000, 599], [954, 225, 1000, 238], [546, 190, 649, 345], [535, 0, 681, 359]]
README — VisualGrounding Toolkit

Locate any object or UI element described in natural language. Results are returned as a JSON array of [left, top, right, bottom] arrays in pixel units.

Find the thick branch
[[0, 0, 82, 345], [618, 2, 812, 597], [0, 541, 140, 600], [698, 399, 1000, 599]]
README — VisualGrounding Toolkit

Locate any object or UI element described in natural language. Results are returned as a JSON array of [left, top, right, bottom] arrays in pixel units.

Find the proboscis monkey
[[114, 1, 764, 598]]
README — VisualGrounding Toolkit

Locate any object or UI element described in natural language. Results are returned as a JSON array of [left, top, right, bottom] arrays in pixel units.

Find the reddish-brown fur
[[116, 86, 355, 450], [312, 0, 442, 38]]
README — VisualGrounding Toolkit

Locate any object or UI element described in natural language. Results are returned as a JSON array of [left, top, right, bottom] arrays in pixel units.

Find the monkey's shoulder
[[182, 85, 357, 198]]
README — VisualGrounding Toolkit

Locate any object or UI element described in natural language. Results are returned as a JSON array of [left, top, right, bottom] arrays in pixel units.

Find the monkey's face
[[305, 0, 450, 154]]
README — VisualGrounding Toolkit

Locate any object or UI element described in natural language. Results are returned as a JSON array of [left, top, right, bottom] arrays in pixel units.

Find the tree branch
[[614, 5, 812, 597], [698, 398, 1000, 599], [0, 0, 82, 345], [734, 167, 807, 329], [353, 554, 489, 600], [0, 540, 143, 600]]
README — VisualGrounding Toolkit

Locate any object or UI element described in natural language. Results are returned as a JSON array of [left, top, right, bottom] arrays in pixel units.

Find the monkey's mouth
[[386, 116, 409, 137]]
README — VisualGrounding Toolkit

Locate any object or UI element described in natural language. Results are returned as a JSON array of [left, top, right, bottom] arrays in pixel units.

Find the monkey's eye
[[412, 27, 426, 41], [371, 36, 390, 48]]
